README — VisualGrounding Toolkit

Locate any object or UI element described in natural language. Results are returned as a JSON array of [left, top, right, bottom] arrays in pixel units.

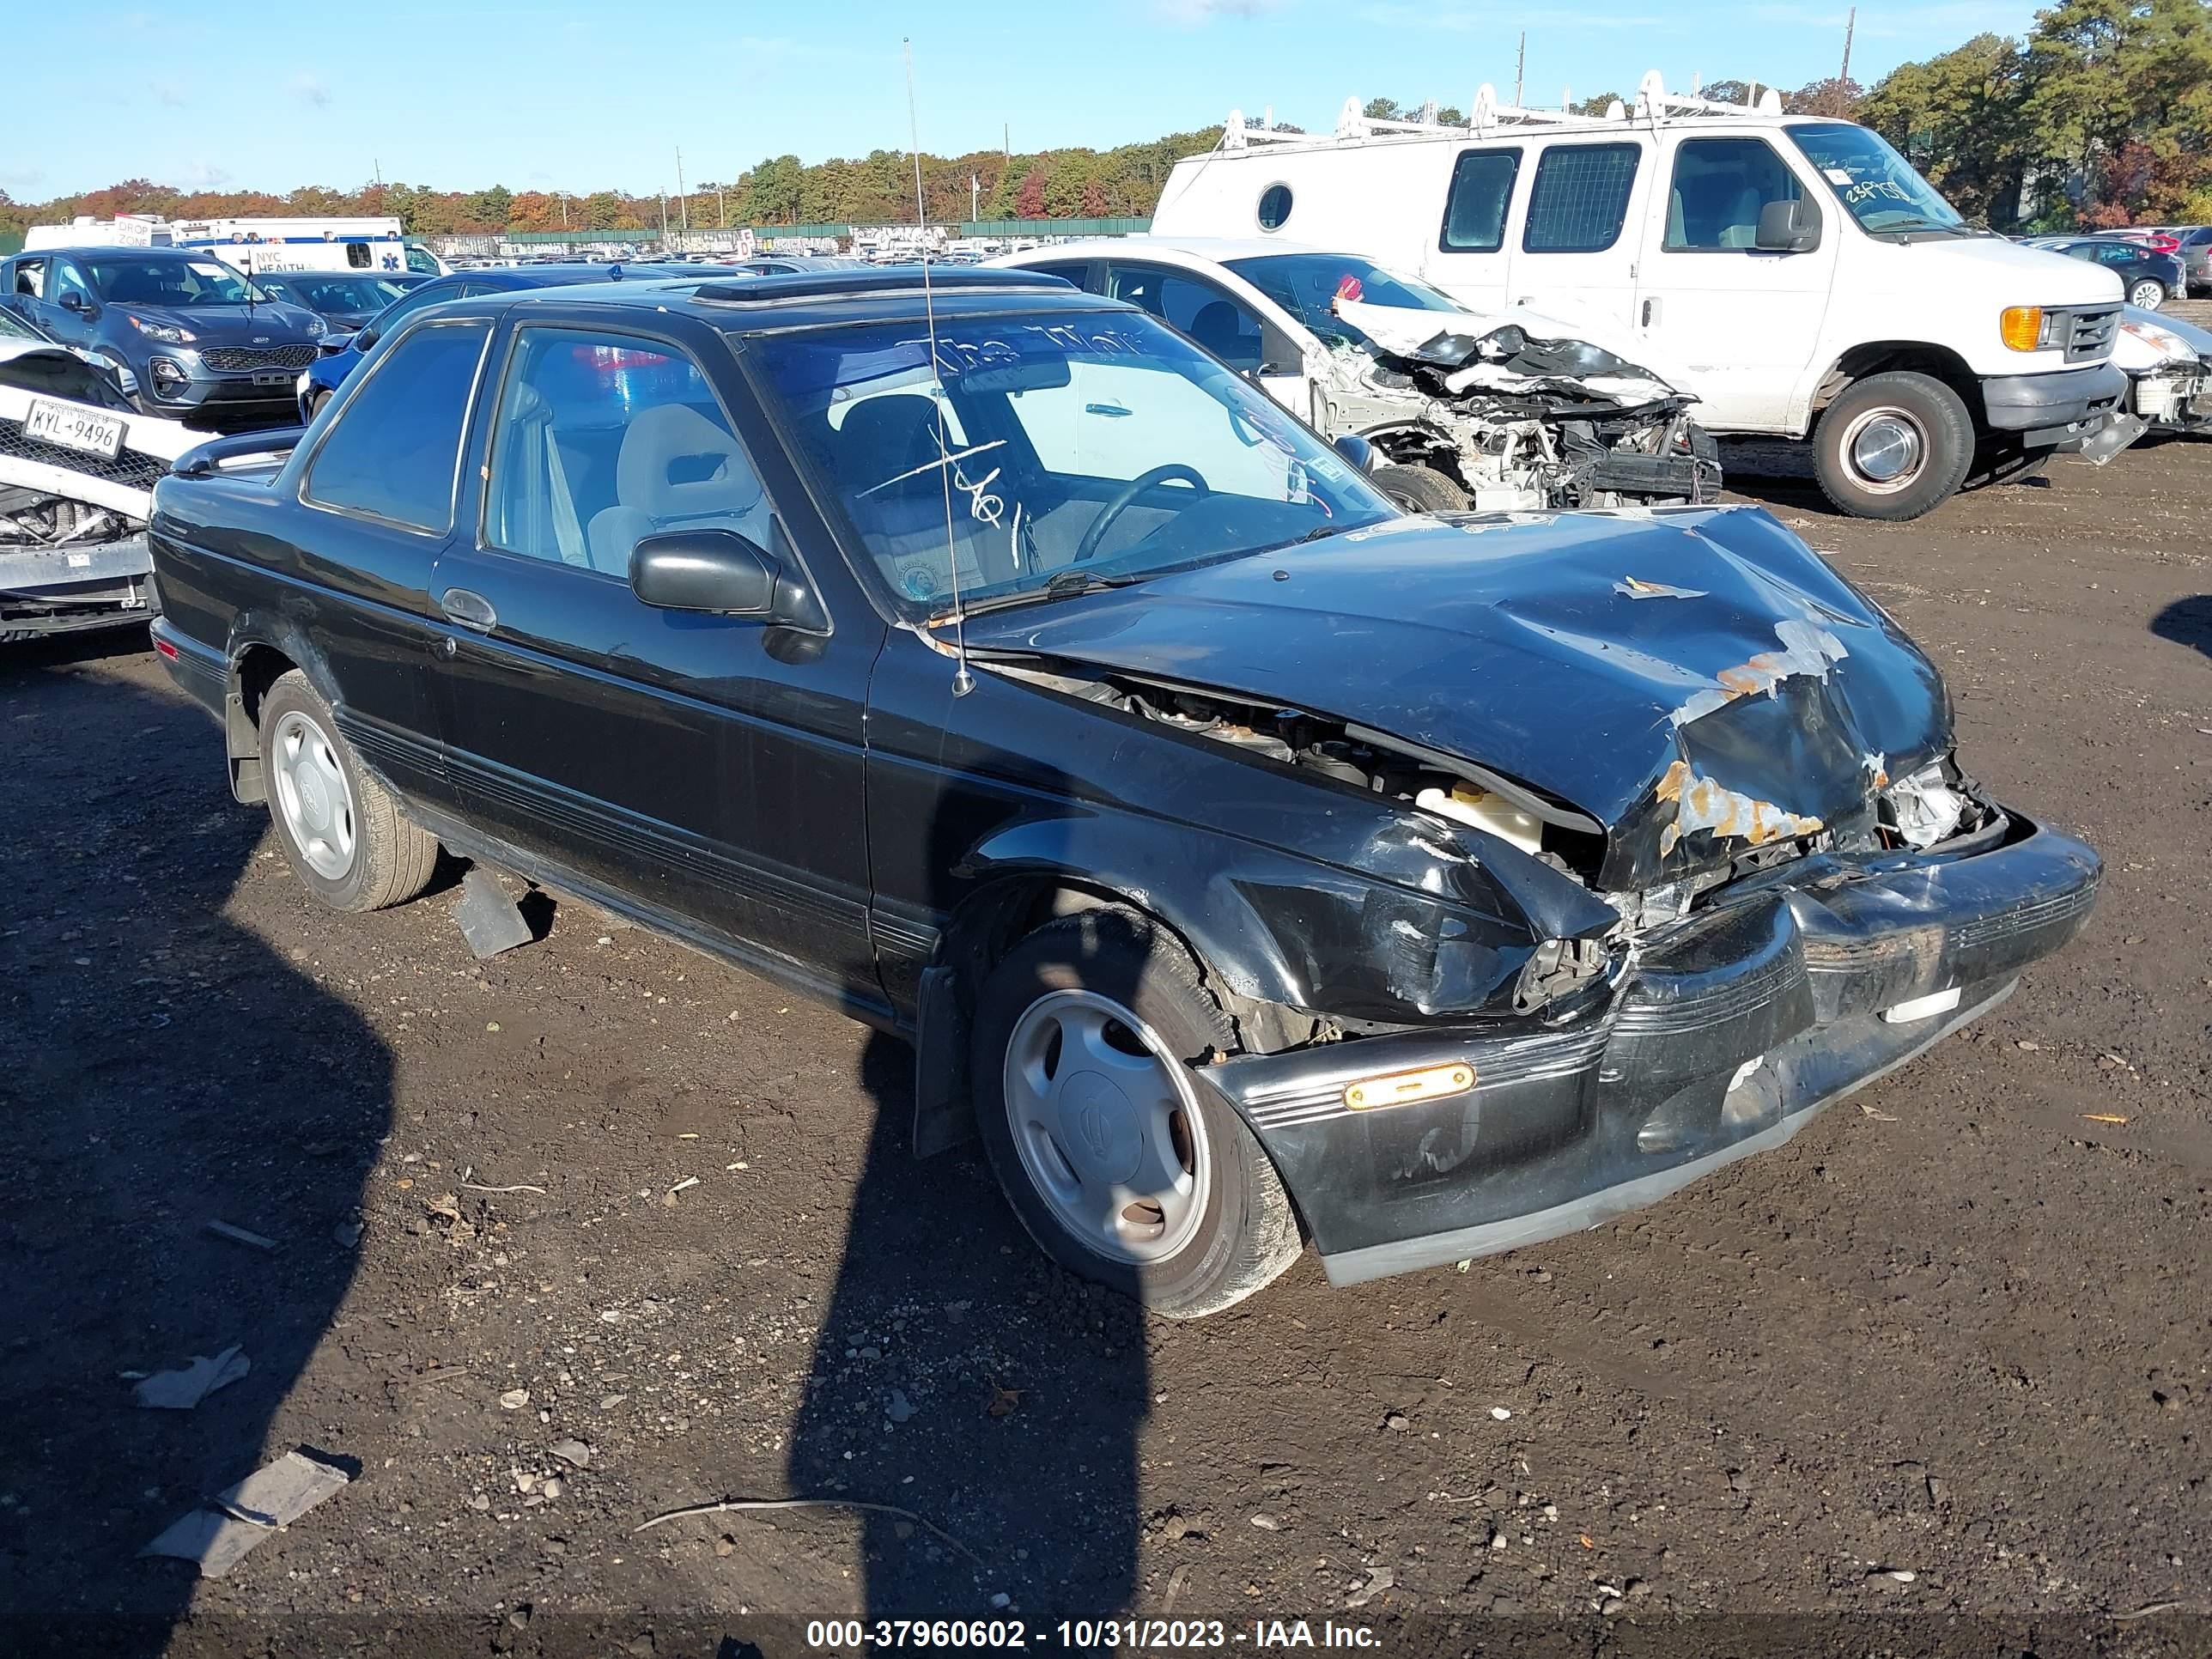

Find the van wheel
[[971, 907, 1303, 1320], [1813, 372, 1975, 521], [259, 670, 439, 913], [1375, 463, 1469, 514]]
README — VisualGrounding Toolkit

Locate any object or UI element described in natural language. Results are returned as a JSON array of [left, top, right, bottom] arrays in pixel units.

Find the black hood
[[960, 507, 1951, 890]]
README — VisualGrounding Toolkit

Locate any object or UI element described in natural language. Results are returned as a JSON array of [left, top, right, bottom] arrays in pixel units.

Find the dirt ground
[[1, 437, 2207, 1659]]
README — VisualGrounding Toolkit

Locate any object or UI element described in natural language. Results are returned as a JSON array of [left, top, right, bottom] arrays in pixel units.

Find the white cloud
[[289, 71, 331, 108]]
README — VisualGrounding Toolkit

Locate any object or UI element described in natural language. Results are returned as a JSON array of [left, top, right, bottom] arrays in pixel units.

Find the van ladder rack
[[1219, 70, 1784, 151]]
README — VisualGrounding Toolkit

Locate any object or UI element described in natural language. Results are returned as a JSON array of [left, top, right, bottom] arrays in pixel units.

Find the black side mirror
[[1755, 198, 1820, 253], [59, 292, 90, 313], [1332, 432, 1378, 472], [630, 528, 779, 616]]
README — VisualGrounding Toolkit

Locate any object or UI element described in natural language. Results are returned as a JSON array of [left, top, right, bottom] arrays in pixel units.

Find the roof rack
[[1219, 70, 1784, 151]]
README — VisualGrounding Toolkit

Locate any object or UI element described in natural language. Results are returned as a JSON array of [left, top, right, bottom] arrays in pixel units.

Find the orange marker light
[[1343, 1063, 1476, 1111]]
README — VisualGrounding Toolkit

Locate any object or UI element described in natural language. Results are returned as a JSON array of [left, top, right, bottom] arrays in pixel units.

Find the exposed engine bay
[[1320, 290, 1722, 512]]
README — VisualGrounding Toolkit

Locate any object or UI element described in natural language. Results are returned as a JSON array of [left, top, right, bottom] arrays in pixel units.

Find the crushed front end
[[0, 350, 198, 641], [1206, 801, 2099, 1284], [1316, 293, 1723, 510]]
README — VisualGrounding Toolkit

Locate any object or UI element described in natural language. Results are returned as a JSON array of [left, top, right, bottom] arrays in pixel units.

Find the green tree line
[[4, 1, 2205, 245]]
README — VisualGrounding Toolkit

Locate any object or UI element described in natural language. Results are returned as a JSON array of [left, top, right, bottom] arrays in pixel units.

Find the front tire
[[1812, 371, 1975, 521], [1374, 462, 1470, 515], [971, 908, 1302, 1319], [2128, 278, 2167, 309], [258, 670, 439, 912]]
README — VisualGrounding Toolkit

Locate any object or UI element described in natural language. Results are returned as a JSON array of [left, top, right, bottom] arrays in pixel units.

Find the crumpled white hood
[[1332, 293, 1687, 406]]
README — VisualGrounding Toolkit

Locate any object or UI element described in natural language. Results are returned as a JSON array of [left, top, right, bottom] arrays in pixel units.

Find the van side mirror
[[631, 528, 780, 616], [1755, 198, 1820, 253]]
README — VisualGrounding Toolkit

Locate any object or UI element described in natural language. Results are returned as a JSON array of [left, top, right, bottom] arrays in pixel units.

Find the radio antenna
[[905, 38, 973, 696]]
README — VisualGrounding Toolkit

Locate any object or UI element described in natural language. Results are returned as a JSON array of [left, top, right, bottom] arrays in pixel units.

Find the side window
[[1440, 149, 1522, 252], [1030, 260, 1094, 288], [485, 327, 770, 578], [11, 258, 46, 299], [1663, 137, 1804, 250], [304, 319, 489, 532], [52, 259, 93, 306], [1106, 264, 1266, 371], [1523, 143, 1643, 253], [345, 243, 372, 269]]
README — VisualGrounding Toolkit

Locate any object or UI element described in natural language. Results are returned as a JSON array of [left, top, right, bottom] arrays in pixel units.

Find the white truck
[[1152, 75, 2131, 519], [27, 216, 446, 279]]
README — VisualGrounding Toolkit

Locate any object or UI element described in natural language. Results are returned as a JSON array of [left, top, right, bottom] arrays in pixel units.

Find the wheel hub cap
[[1002, 989, 1212, 1265], [270, 709, 358, 881], [1846, 410, 1924, 488]]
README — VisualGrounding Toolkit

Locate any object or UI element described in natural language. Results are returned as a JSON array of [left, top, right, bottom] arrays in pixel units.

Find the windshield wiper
[[930, 568, 1149, 624]]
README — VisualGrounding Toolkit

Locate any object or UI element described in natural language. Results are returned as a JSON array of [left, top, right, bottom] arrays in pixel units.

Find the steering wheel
[[1073, 464, 1210, 563]]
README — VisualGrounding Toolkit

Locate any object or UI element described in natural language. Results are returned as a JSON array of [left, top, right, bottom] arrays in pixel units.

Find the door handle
[[440, 586, 496, 633]]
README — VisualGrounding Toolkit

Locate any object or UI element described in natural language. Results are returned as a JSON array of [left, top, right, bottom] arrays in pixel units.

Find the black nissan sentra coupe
[[144, 268, 2100, 1316]]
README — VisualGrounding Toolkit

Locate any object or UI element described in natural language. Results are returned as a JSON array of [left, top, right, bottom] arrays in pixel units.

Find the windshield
[[1225, 252, 1459, 348], [751, 307, 1396, 619], [1786, 123, 1966, 236], [0, 307, 41, 342], [87, 254, 270, 306], [258, 274, 413, 313]]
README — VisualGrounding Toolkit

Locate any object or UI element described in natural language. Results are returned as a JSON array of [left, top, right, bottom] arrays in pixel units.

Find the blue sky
[[9, 0, 2044, 200]]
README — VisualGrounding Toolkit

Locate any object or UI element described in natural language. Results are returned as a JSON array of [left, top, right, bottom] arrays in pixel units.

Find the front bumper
[[1204, 813, 2100, 1286], [1981, 361, 2127, 442]]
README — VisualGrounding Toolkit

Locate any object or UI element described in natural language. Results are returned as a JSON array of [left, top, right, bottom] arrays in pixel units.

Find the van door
[[1420, 145, 1524, 310], [1500, 138, 1652, 332], [1631, 132, 1834, 432]]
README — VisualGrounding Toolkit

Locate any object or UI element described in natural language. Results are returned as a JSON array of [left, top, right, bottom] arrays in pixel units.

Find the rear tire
[[971, 907, 1302, 1319], [1812, 371, 1975, 521], [1374, 463, 1470, 514], [258, 670, 438, 913]]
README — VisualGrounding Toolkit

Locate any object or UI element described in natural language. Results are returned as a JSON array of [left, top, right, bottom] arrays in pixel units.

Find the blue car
[[2, 246, 326, 429], [296, 262, 720, 418]]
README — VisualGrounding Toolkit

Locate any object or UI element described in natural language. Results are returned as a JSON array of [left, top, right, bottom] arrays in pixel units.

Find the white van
[[169, 218, 447, 279], [1152, 75, 2130, 519]]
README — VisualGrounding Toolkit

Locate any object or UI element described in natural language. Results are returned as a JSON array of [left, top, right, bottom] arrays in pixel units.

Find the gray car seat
[[586, 402, 764, 575]]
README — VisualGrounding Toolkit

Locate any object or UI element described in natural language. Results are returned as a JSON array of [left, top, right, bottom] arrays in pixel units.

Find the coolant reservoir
[[1416, 783, 1543, 854]]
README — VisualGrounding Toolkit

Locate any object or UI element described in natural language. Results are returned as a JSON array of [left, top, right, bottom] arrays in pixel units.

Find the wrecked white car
[[994, 236, 1720, 513], [0, 313, 207, 640], [2112, 304, 2212, 438]]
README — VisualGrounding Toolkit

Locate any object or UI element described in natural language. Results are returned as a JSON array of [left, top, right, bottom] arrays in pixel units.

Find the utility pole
[[970, 173, 979, 222], [717, 183, 726, 228], [659, 191, 669, 248], [1003, 122, 1009, 160], [1839, 6, 1856, 84], [1514, 32, 1524, 106], [676, 148, 688, 234], [559, 192, 568, 229]]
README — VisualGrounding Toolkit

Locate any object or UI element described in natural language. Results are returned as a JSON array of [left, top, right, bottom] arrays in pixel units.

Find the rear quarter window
[[304, 319, 489, 533]]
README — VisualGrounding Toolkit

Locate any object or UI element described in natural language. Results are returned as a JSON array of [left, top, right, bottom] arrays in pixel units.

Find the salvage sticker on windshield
[[24, 398, 125, 459]]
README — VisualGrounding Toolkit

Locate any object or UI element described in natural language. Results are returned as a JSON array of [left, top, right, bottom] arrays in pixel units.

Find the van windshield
[[1786, 124, 1968, 237]]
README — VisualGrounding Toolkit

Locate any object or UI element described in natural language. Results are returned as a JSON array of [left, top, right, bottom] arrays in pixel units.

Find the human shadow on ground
[[785, 746, 1158, 1625], [0, 640, 390, 1658], [2150, 594, 2212, 660]]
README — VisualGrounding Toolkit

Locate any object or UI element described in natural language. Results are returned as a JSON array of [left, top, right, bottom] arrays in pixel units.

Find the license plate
[[252, 372, 292, 387], [24, 397, 125, 459]]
